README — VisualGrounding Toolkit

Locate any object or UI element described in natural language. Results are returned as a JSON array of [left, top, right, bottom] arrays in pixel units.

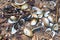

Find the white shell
[[48, 16, 54, 23], [31, 19, 37, 26], [32, 7, 43, 14], [49, 23, 54, 27], [42, 18, 49, 27], [51, 31, 56, 37], [15, 1, 26, 5], [46, 28, 51, 32], [53, 24, 58, 30], [23, 27, 33, 37], [10, 16, 17, 21], [8, 19, 17, 23], [44, 11, 50, 17], [11, 26, 17, 34]]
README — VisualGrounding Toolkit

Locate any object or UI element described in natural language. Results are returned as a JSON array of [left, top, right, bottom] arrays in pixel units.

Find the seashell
[[15, 1, 26, 5], [23, 27, 33, 37], [48, 15, 54, 23], [44, 11, 50, 17], [42, 18, 49, 27], [51, 31, 56, 37], [58, 18, 60, 23], [32, 14, 38, 18], [49, 23, 54, 27], [38, 14, 43, 18], [53, 23, 59, 31], [45, 28, 51, 32], [8, 16, 18, 23], [11, 25, 17, 34], [32, 7, 43, 14], [21, 3, 29, 10], [30, 19, 37, 26]]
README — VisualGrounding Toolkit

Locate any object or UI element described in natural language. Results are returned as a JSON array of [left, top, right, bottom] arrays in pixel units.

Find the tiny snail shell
[[23, 27, 33, 37], [30, 19, 37, 26], [42, 17, 49, 27]]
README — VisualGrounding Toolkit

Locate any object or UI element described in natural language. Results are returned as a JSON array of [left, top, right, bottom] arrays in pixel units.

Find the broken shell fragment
[[42, 18, 49, 27], [30, 19, 37, 26], [23, 27, 33, 37]]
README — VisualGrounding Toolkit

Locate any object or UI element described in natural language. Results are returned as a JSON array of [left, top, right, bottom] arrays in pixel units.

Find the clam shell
[[53, 24, 58, 31], [21, 4, 28, 10], [31, 19, 37, 26], [42, 18, 49, 27], [23, 27, 33, 37], [48, 16, 54, 23]]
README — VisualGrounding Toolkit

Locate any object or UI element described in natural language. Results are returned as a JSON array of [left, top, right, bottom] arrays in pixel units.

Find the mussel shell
[[23, 27, 33, 37], [30, 19, 37, 26], [42, 18, 49, 27], [48, 16, 54, 23], [53, 24, 59, 31], [21, 3, 29, 10]]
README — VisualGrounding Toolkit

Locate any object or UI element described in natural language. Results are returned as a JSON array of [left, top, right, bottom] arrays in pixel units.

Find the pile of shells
[[0, 0, 59, 40]]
